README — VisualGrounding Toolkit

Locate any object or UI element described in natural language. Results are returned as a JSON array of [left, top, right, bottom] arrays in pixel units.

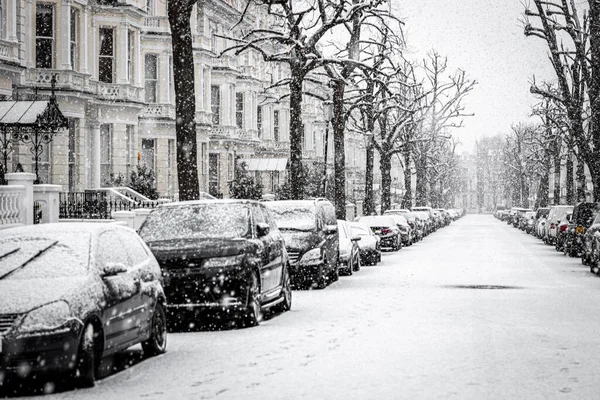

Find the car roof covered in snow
[[157, 199, 261, 208], [2, 222, 127, 237]]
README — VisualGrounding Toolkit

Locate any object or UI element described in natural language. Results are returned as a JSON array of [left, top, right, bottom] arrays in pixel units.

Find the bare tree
[[524, 0, 600, 200], [168, 0, 200, 200]]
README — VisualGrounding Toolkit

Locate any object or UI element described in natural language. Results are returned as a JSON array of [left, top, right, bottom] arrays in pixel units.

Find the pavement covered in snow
[[7, 214, 600, 399]]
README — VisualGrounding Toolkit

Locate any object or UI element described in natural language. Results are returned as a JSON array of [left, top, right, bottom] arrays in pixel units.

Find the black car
[[0, 223, 167, 387], [266, 199, 339, 289], [138, 200, 292, 328], [357, 215, 402, 251], [564, 203, 600, 257]]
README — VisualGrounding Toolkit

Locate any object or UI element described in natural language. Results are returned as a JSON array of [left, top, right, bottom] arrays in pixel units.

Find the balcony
[[90, 82, 143, 102], [0, 39, 18, 63], [275, 141, 290, 151], [237, 129, 259, 142], [143, 17, 170, 34], [22, 69, 91, 93], [141, 104, 175, 119], [302, 149, 316, 159]]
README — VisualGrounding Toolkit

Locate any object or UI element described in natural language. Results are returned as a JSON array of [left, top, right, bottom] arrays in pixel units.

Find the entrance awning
[[242, 158, 288, 172], [0, 100, 68, 132]]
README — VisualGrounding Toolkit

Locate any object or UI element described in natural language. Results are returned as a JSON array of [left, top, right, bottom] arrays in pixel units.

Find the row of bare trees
[[168, 0, 476, 216]]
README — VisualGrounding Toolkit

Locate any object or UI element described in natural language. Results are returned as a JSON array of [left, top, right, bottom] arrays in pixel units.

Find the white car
[[337, 220, 361, 275], [349, 222, 381, 265]]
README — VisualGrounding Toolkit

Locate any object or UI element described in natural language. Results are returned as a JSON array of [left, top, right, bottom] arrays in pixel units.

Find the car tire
[[378, 252, 382, 263], [274, 267, 292, 313], [142, 302, 168, 357], [240, 272, 261, 327], [315, 263, 328, 289], [353, 254, 361, 272], [328, 262, 339, 283], [73, 323, 98, 388]]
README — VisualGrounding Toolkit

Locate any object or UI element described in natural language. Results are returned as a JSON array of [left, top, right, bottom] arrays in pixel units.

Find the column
[[60, 0, 72, 70], [26, 0, 34, 67], [112, 124, 127, 178], [81, 7, 89, 74], [8, 0, 17, 42], [90, 123, 101, 188], [135, 31, 142, 87], [117, 22, 128, 84]]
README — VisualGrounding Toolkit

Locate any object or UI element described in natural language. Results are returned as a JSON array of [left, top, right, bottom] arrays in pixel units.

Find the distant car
[[412, 207, 435, 234], [545, 205, 574, 245], [534, 207, 550, 238], [357, 215, 402, 251], [349, 222, 381, 265], [583, 212, 600, 272], [139, 200, 292, 328], [0, 223, 167, 387], [521, 211, 536, 233], [387, 214, 413, 246], [266, 198, 339, 289], [337, 220, 361, 275], [555, 211, 573, 252], [564, 203, 600, 259]]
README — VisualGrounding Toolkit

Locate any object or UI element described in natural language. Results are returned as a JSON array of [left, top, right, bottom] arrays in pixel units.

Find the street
[[7, 214, 600, 399]]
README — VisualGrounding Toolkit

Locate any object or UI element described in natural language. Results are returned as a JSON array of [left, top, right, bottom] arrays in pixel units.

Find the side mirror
[[351, 236, 361, 242], [257, 222, 270, 237], [101, 262, 128, 278], [325, 225, 338, 234]]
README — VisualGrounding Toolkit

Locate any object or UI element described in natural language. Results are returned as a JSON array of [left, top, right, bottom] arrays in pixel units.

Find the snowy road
[[9, 214, 600, 399]]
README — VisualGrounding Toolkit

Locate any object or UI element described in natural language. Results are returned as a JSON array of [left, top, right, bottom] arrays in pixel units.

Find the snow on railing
[[0, 185, 25, 228]]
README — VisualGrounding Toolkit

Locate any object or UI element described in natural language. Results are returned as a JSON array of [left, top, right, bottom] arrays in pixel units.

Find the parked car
[[412, 207, 435, 234], [534, 207, 550, 238], [0, 223, 167, 387], [387, 214, 413, 246], [544, 205, 574, 245], [139, 200, 292, 327], [349, 222, 381, 265], [266, 198, 339, 289], [357, 215, 402, 251], [564, 203, 600, 259], [384, 210, 421, 241], [337, 220, 361, 275], [582, 212, 600, 272], [555, 211, 573, 252], [521, 211, 536, 233]]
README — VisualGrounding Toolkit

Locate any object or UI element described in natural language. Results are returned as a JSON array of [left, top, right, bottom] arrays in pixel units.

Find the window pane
[[211, 86, 220, 125], [145, 54, 157, 79], [145, 81, 157, 103], [36, 4, 53, 37], [36, 39, 53, 69], [100, 126, 111, 163], [142, 139, 155, 171], [99, 28, 113, 56], [98, 58, 113, 83]]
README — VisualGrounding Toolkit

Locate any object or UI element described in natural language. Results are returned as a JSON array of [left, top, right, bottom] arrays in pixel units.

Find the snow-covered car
[[387, 214, 413, 246], [0, 223, 167, 387], [357, 215, 402, 251], [266, 199, 339, 289], [349, 222, 381, 265], [139, 200, 292, 328], [337, 220, 361, 275], [545, 205, 574, 244]]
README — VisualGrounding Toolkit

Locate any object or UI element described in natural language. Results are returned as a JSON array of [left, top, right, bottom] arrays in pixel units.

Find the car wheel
[[328, 262, 340, 283], [72, 323, 98, 388], [240, 272, 261, 327], [274, 267, 292, 313], [142, 302, 168, 357], [378, 252, 382, 263], [346, 257, 354, 276], [315, 263, 328, 289]]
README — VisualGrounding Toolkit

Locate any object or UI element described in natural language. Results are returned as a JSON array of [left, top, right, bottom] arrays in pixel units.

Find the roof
[[0, 100, 68, 130]]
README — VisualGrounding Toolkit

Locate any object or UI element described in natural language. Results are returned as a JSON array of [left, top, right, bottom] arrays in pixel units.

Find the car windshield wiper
[[0, 240, 58, 280], [280, 227, 313, 232], [0, 247, 20, 262]]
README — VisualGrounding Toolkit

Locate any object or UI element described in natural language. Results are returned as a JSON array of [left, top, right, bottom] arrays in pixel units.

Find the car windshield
[[0, 233, 90, 280], [268, 205, 316, 231], [139, 203, 251, 242]]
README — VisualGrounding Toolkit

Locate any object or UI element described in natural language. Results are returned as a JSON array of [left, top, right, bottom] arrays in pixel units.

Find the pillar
[[90, 123, 101, 188], [6, 172, 35, 225], [60, 0, 72, 70]]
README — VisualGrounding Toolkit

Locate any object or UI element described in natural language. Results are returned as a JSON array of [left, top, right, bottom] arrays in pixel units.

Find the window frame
[[98, 27, 115, 83], [236, 92, 244, 129], [273, 109, 280, 142], [144, 53, 158, 103], [211, 85, 221, 126], [35, 3, 54, 69], [70, 8, 79, 70], [100, 124, 112, 187]]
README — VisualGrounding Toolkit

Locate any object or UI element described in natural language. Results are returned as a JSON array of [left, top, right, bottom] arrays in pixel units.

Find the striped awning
[[241, 158, 288, 172]]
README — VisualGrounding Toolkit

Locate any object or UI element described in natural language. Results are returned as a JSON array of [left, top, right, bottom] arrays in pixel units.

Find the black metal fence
[[59, 191, 162, 220], [33, 200, 43, 224]]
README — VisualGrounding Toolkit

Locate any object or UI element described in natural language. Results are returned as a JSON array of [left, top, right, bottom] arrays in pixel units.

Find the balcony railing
[[143, 16, 170, 33], [0, 39, 18, 63], [141, 104, 175, 119], [90, 82, 143, 102], [22, 69, 91, 93]]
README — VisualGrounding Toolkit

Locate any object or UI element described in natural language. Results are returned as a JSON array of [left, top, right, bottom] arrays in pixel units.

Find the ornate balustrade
[[141, 104, 175, 119], [0, 185, 25, 227], [143, 17, 170, 32], [23, 69, 90, 92], [0, 39, 18, 63], [91, 82, 142, 102]]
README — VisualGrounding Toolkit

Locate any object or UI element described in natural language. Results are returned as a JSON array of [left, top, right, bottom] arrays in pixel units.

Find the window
[[70, 9, 79, 70], [211, 85, 220, 125], [99, 28, 114, 83], [128, 30, 134, 83], [100, 124, 112, 186], [228, 153, 234, 180], [168, 139, 174, 195], [0, 0, 5, 39], [125, 125, 134, 179], [273, 110, 280, 141], [236, 92, 244, 129], [146, 0, 154, 15], [145, 54, 158, 103], [209, 153, 219, 197], [97, 232, 128, 267], [141, 139, 155, 173], [36, 4, 54, 68], [257, 106, 262, 138], [68, 119, 77, 191], [37, 142, 51, 184]]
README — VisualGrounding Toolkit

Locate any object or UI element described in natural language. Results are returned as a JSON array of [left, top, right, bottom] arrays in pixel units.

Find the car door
[[252, 204, 280, 297], [321, 203, 338, 266], [96, 231, 143, 352]]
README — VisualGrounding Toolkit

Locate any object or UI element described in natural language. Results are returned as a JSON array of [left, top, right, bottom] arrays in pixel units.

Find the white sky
[[395, 0, 557, 152]]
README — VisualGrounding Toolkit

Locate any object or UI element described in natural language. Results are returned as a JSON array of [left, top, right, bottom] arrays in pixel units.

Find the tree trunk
[[332, 80, 346, 219], [364, 144, 375, 215], [576, 156, 586, 202], [566, 151, 574, 204], [288, 74, 304, 199], [168, 0, 200, 201], [415, 157, 427, 206], [380, 152, 392, 213], [538, 168, 550, 208], [402, 149, 412, 209], [520, 174, 529, 208], [553, 140, 561, 205]]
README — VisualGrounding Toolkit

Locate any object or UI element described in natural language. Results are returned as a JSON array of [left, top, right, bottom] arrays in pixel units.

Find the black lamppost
[[322, 100, 333, 197]]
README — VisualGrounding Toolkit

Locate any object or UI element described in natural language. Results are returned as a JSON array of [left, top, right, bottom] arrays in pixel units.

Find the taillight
[[381, 228, 392, 235], [560, 224, 568, 232]]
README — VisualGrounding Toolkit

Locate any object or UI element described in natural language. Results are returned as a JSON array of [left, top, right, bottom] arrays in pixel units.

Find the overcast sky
[[395, 0, 557, 153]]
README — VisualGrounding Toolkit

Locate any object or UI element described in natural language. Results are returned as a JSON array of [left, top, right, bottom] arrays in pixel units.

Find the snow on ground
[[12, 215, 600, 399]]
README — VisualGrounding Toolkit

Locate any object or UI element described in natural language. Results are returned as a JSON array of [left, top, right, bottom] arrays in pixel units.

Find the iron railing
[[59, 191, 162, 219]]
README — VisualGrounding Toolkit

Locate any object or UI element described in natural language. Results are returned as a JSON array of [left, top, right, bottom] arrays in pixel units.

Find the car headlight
[[19, 301, 73, 333], [300, 248, 322, 266], [204, 254, 245, 268]]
